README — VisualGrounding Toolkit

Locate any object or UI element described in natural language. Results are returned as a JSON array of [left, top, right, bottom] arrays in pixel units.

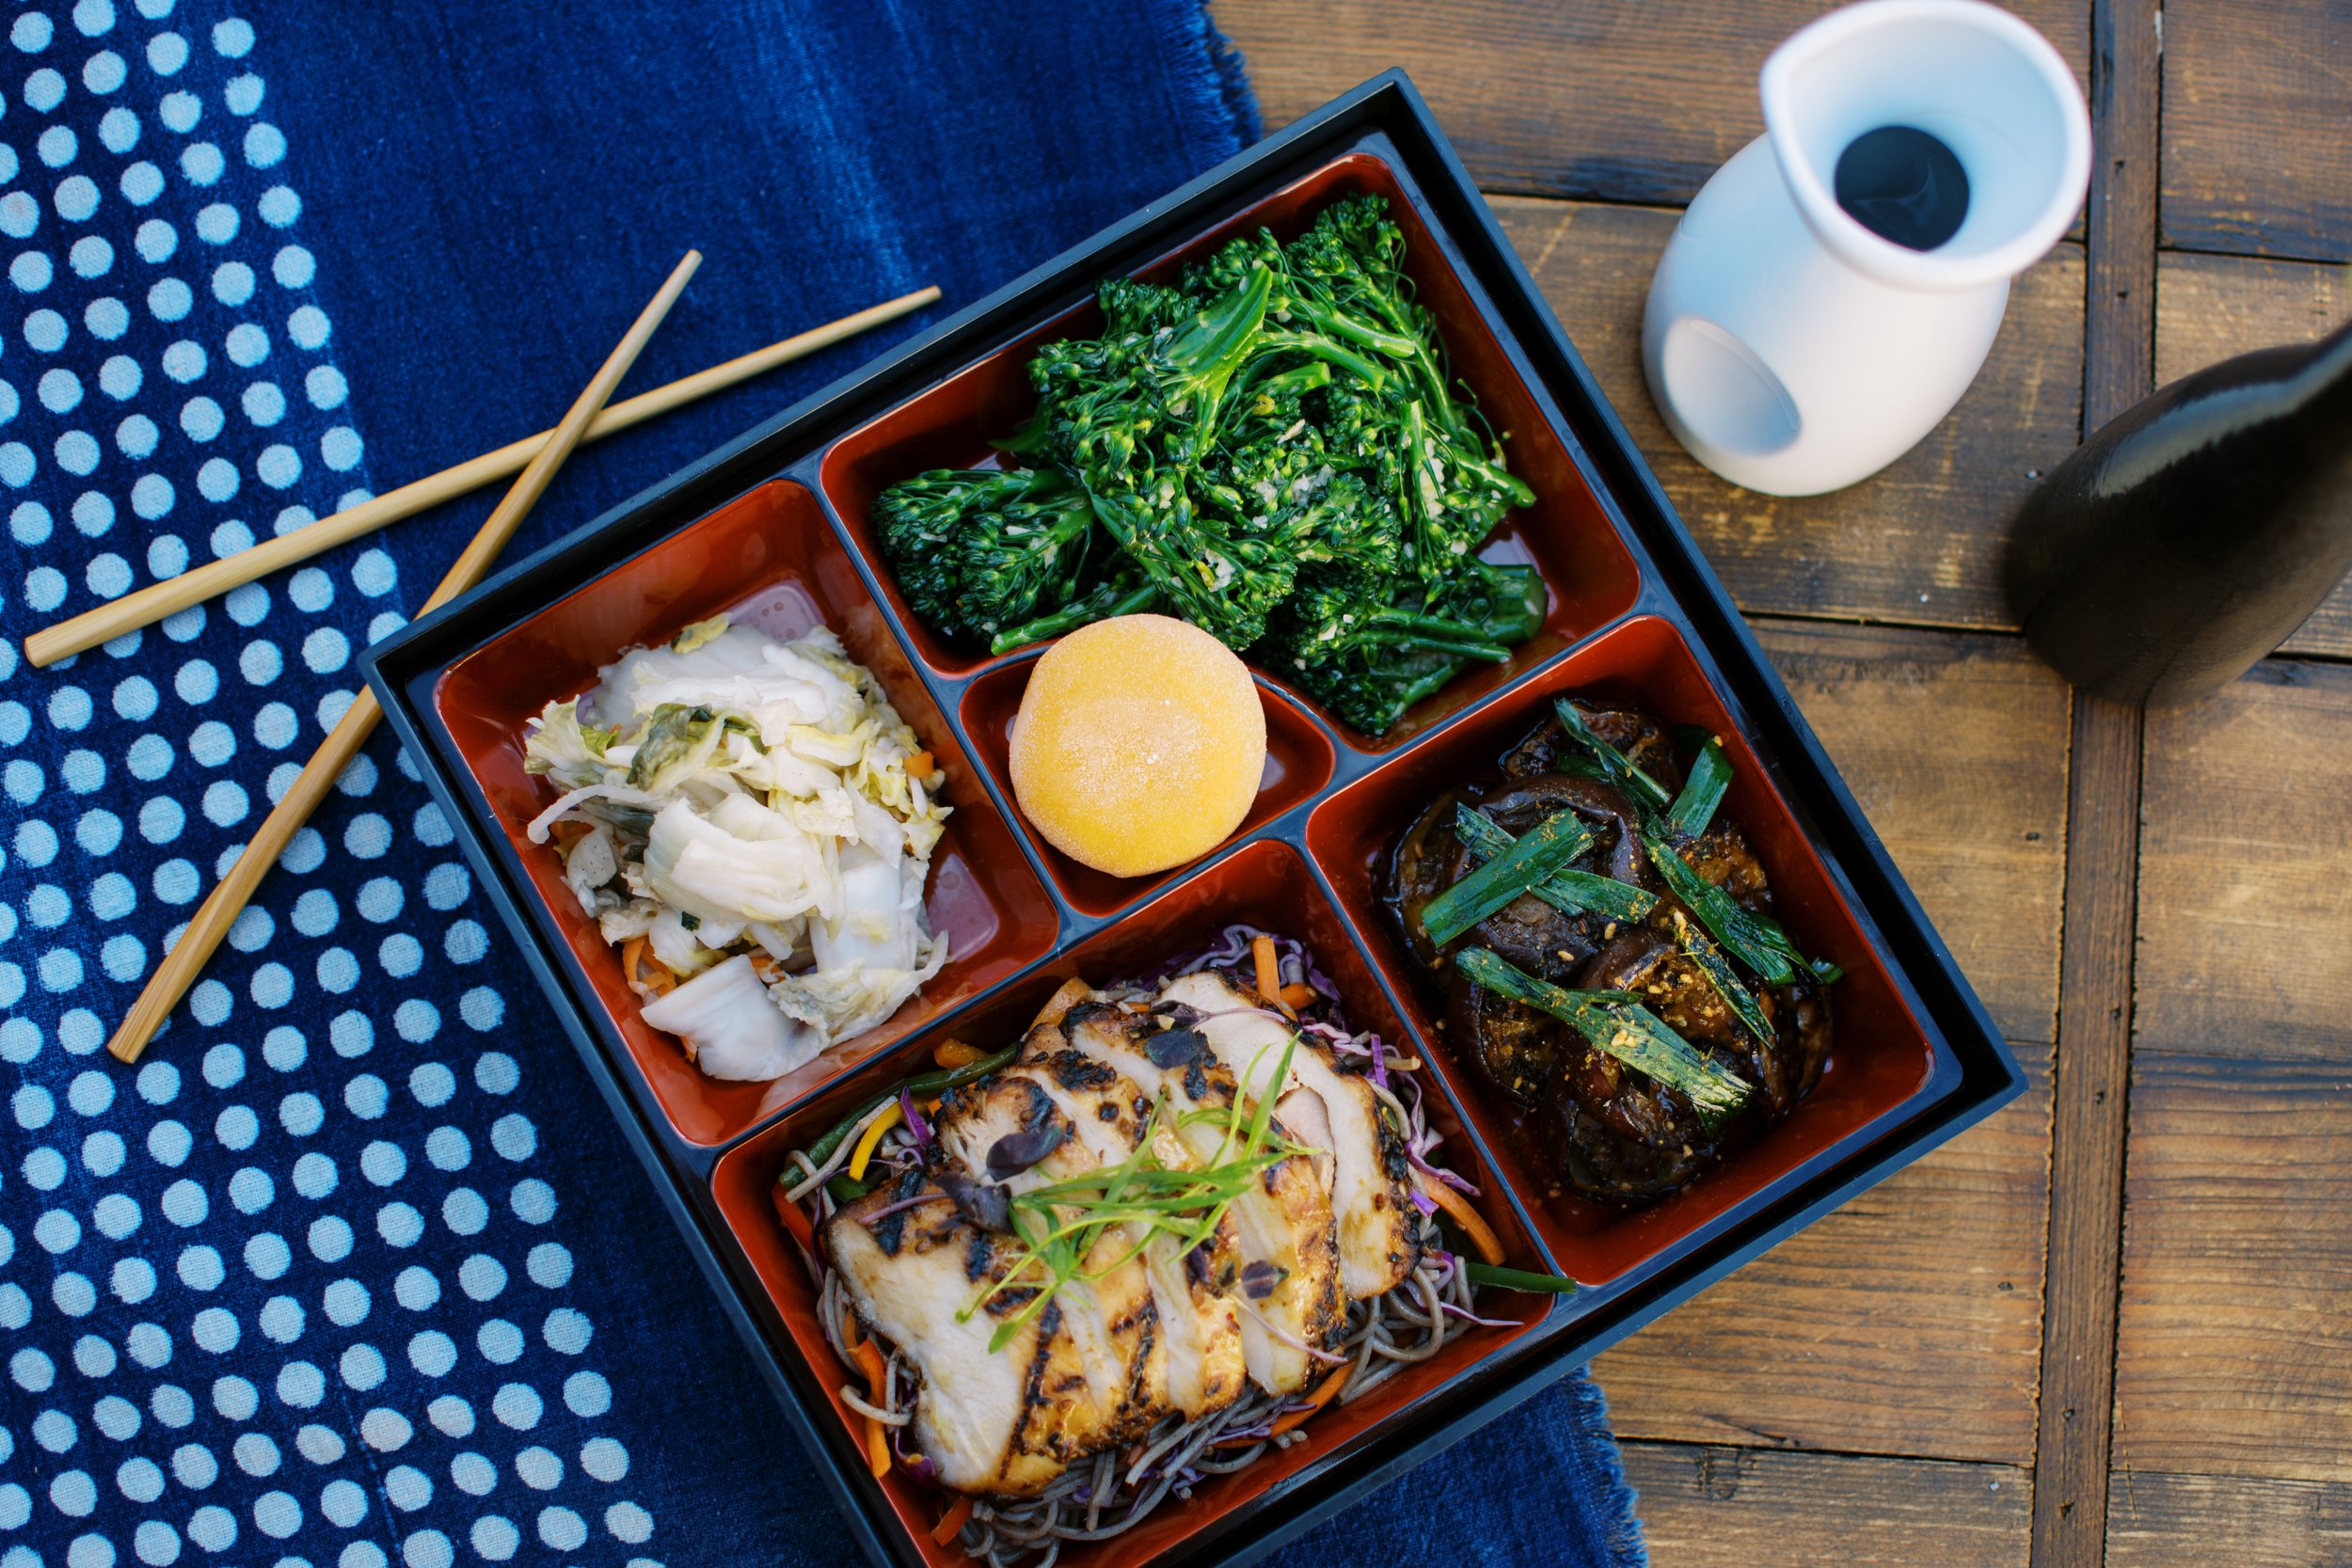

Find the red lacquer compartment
[[433, 479, 1059, 1148], [1305, 615, 1940, 1285], [709, 838, 1551, 1568], [957, 657, 1335, 918], [818, 150, 1644, 748]]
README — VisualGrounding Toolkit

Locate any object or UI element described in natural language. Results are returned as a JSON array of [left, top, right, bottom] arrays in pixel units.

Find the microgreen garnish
[[957, 1032, 1313, 1353]]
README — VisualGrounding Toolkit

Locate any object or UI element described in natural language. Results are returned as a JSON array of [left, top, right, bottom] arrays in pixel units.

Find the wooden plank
[[1601, 623, 2062, 1465], [1625, 1442, 2032, 1567], [1492, 198, 2087, 630], [2153, 251, 2352, 659], [2116, 663, 2352, 1489], [2153, 251, 2352, 389], [2113, 1052, 2352, 1483], [2106, 1469, 2352, 1566], [2029, 1, 2160, 1558], [1601, 1036, 2052, 1464], [2136, 659, 2352, 1061], [2157, 0, 2352, 261], [1214, 0, 2089, 209], [1756, 624, 2068, 1046]]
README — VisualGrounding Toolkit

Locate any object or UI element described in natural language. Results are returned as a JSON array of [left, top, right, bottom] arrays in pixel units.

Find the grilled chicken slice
[[827, 1180, 1112, 1496], [1010, 1022, 1248, 1419], [1058, 1000, 1343, 1396], [930, 1073, 1168, 1442], [1161, 972, 1420, 1299]]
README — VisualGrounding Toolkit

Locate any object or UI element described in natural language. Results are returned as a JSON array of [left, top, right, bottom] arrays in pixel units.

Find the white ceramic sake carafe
[[1642, 0, 2090, 496]]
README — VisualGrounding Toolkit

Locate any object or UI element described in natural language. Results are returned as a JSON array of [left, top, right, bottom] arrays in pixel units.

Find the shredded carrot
[[864, 1415, 892, 1479], [931, 1038, 988, 1069], [620, 937, 676, 998], [748, 950, 787, 985], [853, 1339, 889, 1402], [1267, 1364, 1352, 1436], [924, 1097, 943, 1117], [1278, 981, 1316, 1009], [771, 1186, 814, 1254], [907, 750, 934, 779], [1032, 976, 1092, 1030], [549, 818, 594, 846], [1419, 1172, 1505, 1265], [930, 1497, 973, 1545], [839, 1304, 864, 1351], [1251, 936, 1283, 1007], [848, 1101, 903, 1182]]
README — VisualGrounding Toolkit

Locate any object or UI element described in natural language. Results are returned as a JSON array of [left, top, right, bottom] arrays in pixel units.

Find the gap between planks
[[2029, 0, 2162, 1563]]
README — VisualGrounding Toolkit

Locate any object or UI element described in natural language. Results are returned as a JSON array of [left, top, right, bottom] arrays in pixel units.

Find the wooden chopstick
[[105, 251, 706, 1066], [26, 283, 940, 669]]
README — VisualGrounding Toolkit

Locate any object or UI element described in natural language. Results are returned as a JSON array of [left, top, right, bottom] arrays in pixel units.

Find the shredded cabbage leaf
[[521, 619, 951, 1080]]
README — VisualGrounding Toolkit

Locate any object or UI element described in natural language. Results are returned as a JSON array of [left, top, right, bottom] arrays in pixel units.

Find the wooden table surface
[[1213, 4, 2352, 1563]]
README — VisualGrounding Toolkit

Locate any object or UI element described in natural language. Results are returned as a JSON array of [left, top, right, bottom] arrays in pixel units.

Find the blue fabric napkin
[[0, 4, 1645, 1566]]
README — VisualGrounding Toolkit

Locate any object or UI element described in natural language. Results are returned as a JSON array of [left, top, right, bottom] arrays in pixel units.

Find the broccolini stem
[[989, 581, 1161, 654], [1362, 609, 1513, 662]]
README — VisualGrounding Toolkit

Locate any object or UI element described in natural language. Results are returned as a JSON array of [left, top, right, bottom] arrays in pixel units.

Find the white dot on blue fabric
[[385, 997, 437, 1043], [215, 1104, 259, 1150], [278, 1089, 323, 1132], [408, 1061, 454, 1107], [561, 1371, 608, 1418], [278, 824, 325, 872], [339, 1342, 385, 1392], [440, 1188, 486, 1236], [312, 1212, 353, 1259], [343, 1073, 387, 1120], [360, 1139, 405, 1187], [322, 1279, 368, 1329], [276, 1361, 324, 1409], [377, 1203, 423, 1248], [315, 946, 358, 993], [176, 1246, 223, 1291]]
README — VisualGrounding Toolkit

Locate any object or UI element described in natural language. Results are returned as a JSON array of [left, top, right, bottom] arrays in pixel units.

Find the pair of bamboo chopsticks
[[103, 260, 934, 1066], [27, 282, 940, 668]]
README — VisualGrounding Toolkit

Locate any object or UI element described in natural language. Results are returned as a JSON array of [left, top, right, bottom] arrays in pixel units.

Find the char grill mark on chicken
[[1157, 971, 1420, 1299], [1055, 999, 1344, 1397], [1009, 1021, 1249, 1421], [928, 1068, 1170, 1448], [826, 1184, 1117, 1497], [1383, 703, 1833, 1202]]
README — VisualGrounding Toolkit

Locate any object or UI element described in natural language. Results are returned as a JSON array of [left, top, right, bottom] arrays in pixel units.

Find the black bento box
[[362, 71, 2026, 1568]]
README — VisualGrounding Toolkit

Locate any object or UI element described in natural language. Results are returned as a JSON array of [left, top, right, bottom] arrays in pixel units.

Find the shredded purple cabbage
[[898, 1086, 932, 1155]]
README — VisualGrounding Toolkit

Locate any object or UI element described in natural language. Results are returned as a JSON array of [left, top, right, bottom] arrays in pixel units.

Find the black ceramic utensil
[[2007, 317, 2352, 705]]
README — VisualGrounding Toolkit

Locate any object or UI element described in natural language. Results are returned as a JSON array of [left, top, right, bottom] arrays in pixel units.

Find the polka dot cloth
[[0, 8, 671, 1565]]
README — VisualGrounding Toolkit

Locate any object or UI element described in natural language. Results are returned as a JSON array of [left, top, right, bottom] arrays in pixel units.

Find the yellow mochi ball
[[1009, 615, 1267, 879]]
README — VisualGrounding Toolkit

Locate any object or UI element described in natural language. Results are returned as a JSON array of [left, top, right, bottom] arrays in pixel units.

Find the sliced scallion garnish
[[1661, 736, 1732, 840], [1551, 699, 1671, 810], [1669, 910, 1773, 1044], [1421, 809, 1594, 947], [1452, 803, 1659, 924], [1461, 1260, 1580, 1294], [1454, 946, 1750, 1123]]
